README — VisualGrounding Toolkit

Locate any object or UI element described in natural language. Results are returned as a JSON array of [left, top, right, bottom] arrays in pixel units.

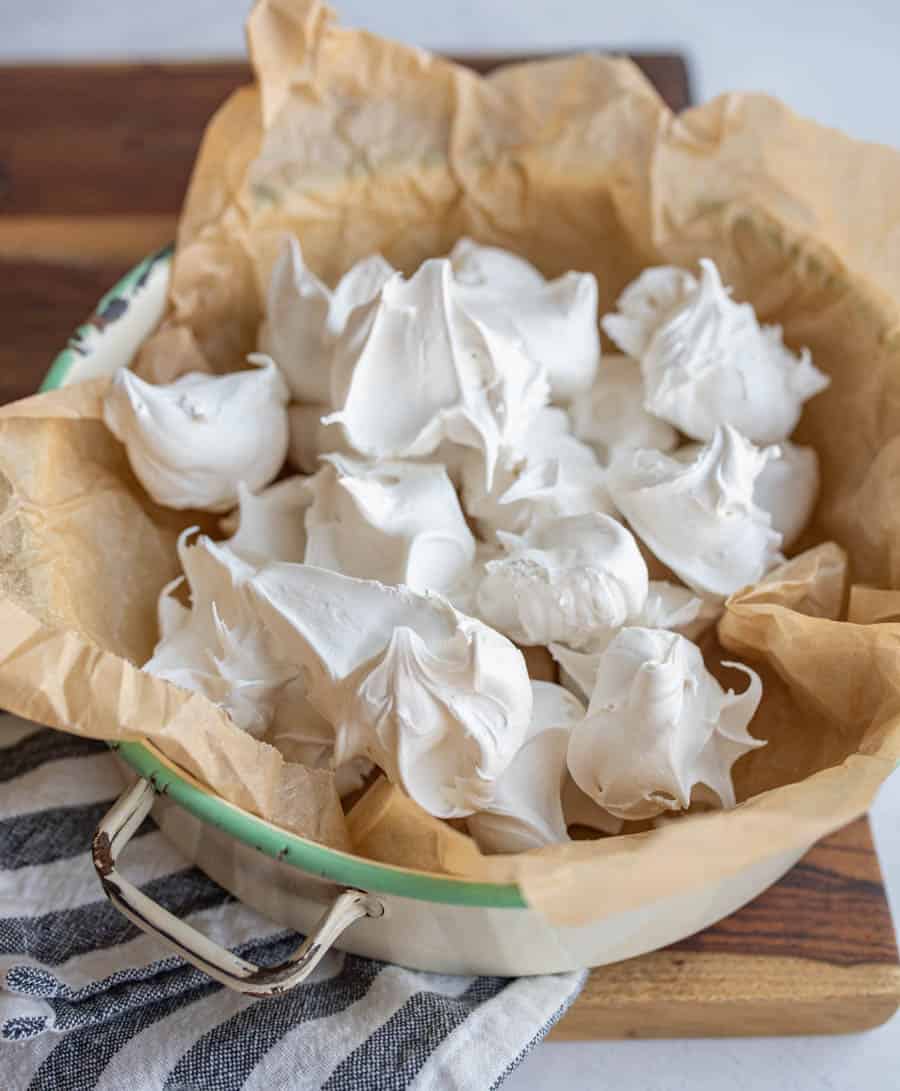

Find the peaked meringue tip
[[567, 626, 764, 821]]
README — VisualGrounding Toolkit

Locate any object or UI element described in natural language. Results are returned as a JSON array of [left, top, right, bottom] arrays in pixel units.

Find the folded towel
[[0, 715, 584, 1089]]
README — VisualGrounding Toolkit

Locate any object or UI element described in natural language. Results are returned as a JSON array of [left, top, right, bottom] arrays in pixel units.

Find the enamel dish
[[50, 251, 809, 993]]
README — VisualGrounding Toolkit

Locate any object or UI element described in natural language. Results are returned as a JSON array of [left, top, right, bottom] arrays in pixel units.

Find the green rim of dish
[[40, 245, 175, 396], [113, 739, 524, 907], [43, 250, 528, 909]]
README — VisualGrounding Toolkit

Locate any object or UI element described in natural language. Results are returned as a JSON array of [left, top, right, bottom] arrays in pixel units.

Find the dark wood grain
[[0, 56, 689, 219], [0, 64, 240, 216], [552, 817, 900, 1038], [675, 817, 900, 967]]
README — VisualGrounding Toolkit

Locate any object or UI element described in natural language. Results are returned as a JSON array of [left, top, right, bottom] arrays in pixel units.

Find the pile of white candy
[[103, 238, 829, 853]]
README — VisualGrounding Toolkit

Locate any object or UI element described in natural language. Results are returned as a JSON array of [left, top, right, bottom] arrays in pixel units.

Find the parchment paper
[[2, 0, 899, 923]]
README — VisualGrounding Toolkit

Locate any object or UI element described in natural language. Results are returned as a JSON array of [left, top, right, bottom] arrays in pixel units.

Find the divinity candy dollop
[[103, 357, 289, 512], [607, 425, 783, 599], [460, 407, 616, 541], [303, 454, 475, 593], [476, 513, 648, 649], [571, 354, 678, 463], [259, 235, 394, 405], [449, 237, 600, 401], [245, 561, 533, 819], [220, 476, 311, 564], [326, 258, 548, 490], [567, 626, 764, 820], [467, 681, 585, 854], [604, 260, 830, 444]]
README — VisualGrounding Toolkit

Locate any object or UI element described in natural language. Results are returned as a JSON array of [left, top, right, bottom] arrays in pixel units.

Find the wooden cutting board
[[1, 56, 898, 1039], [552, 817, 900, 1038]]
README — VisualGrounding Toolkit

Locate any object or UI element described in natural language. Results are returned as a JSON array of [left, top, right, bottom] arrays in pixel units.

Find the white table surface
[[5, 3, 900, 1087]]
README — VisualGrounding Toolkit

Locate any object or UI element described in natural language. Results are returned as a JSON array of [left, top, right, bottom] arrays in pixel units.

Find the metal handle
[[92, 778, 383, 998]]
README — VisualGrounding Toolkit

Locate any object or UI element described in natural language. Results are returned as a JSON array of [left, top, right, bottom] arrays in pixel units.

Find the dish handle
[[92, 778, 384, 997]]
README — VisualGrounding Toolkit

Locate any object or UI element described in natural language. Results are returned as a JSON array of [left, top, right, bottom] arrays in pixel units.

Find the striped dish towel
[[0, 714, 585, 1089]]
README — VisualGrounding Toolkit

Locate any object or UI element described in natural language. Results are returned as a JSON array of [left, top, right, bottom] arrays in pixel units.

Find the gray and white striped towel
[[0, 714, 585, 1089]]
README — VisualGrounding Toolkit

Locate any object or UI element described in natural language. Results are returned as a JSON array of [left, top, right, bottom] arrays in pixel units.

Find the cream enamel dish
[[51, 251, 810, 988]]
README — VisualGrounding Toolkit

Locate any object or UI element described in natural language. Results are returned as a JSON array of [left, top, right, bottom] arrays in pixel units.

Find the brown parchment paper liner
[[1, 0, 899, 924], [346, 777, 511, 879]]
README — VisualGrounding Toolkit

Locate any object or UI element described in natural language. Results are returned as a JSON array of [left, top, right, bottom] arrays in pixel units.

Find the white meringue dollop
[[151, 535, 374, 793], [467, 681, 585, 854], [103, 356, 290, 512], [608, 260, 830, 444], [326, 258, 548, 489], [460, 407, 616, 541], [567, 626, 764, 820], [476, 513, 648, 649], [548, 641, 607, 704], [450, 237, 549, 292], [601, 266, 698, 359], [607, 425, 783, 599], [753, 440, 820, 548], [637, 580, 722, 641], [246, 561, 533, 818], [304, 454, 475, 593], [549, 580, 722, 703], [571, 353, 678, 463], [444, 541, 503, 618], [220, 476, 311, 564], [449, 237, 600, 401], [144, 533, 293, 736], [259, 235, 394, 405]]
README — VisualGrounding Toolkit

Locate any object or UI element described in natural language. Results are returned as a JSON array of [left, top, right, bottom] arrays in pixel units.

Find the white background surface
[[4, 3, 900, 1089]]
